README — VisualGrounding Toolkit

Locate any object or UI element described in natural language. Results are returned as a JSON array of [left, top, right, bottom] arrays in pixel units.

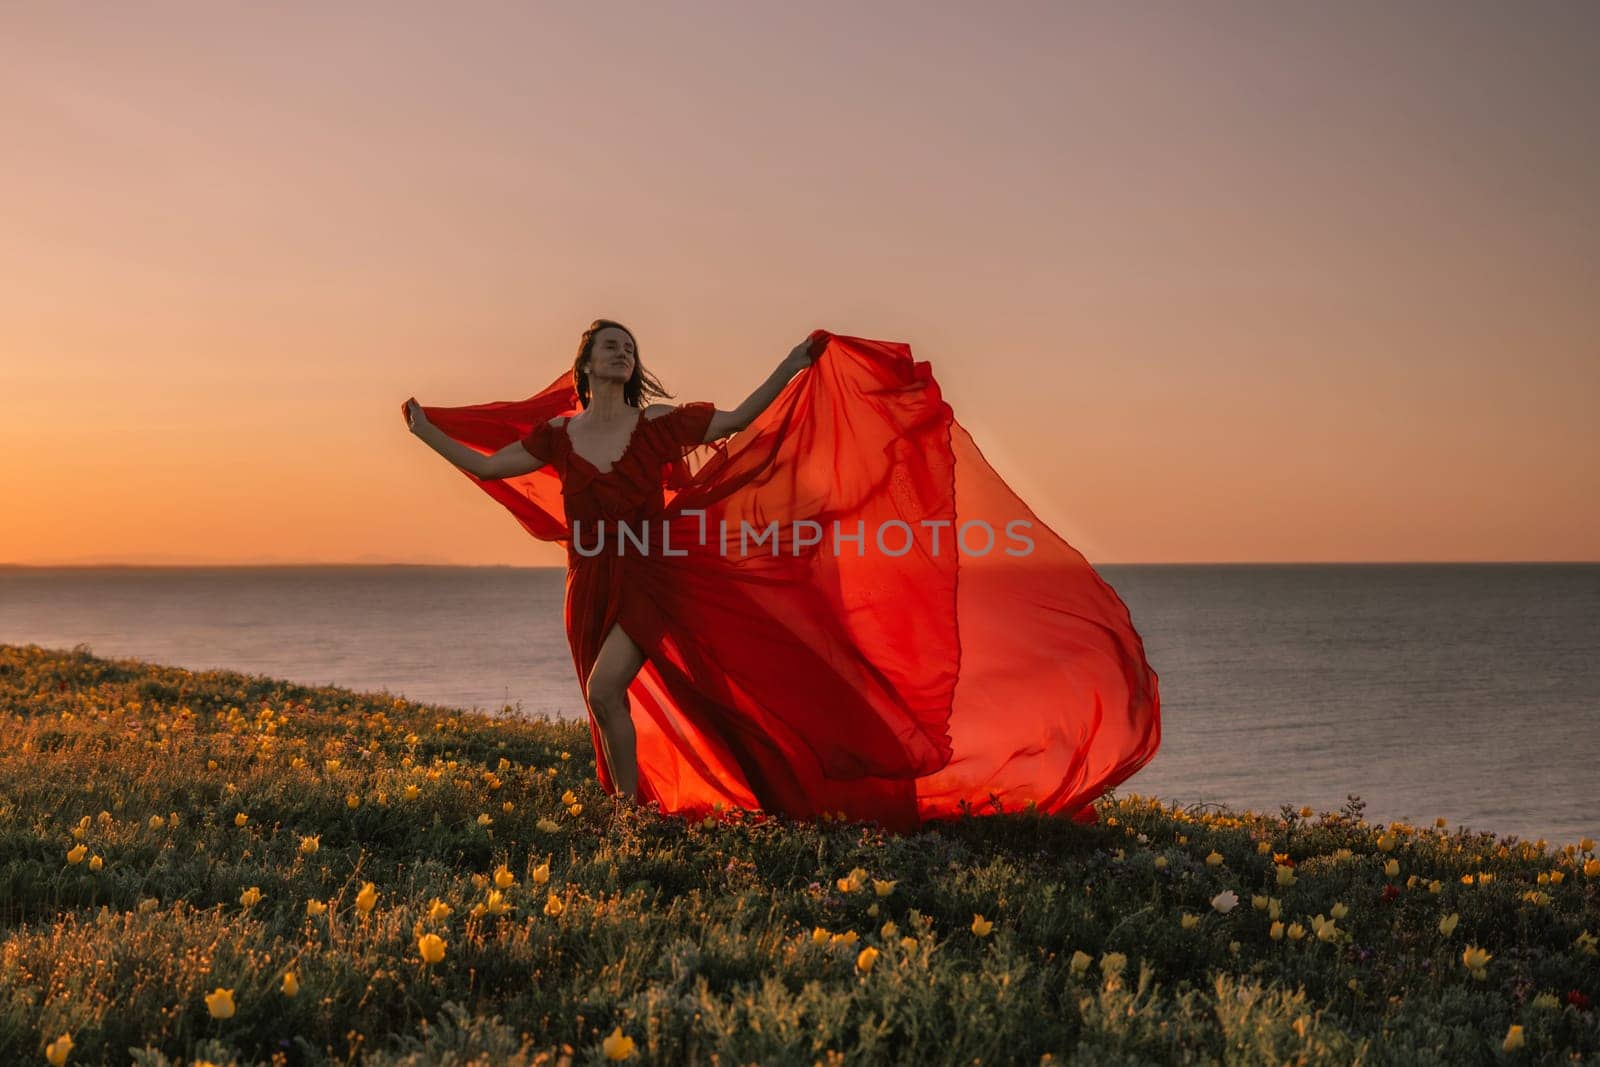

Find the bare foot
[[606, 792, 640, 825]]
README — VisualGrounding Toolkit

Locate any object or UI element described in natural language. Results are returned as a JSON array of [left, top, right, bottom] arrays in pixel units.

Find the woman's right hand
[[403, 397, 430, 435]]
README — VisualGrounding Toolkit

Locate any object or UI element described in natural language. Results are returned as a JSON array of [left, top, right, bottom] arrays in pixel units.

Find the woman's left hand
[[783, 335, 820, 373]]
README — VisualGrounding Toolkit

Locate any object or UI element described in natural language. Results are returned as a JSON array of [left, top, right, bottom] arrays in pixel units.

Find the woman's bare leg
[[585, 621, 648, 801]]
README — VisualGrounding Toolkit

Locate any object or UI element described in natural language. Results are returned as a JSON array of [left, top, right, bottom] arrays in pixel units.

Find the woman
[[404, 320, 1161, 833]]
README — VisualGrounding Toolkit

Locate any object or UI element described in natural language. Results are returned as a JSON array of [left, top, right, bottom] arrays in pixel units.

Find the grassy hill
[[1, 642, 1596, 1065]]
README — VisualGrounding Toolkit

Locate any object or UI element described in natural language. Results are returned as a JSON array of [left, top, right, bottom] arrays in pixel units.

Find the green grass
[[1, 642, 1596, 1066]]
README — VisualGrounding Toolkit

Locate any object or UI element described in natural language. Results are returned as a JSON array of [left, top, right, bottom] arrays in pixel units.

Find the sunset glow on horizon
[[3, 3, 1596, 567]]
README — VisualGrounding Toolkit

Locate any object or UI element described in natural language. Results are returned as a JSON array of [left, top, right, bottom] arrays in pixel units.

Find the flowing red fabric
[[407, 329, 1160, 832]]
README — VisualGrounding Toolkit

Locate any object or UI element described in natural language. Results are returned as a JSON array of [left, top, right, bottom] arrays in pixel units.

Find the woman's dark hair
[[571, 319, 673, 409]]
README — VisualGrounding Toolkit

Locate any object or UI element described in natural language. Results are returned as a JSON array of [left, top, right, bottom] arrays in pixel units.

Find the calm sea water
[[3, 563, 1595, 846]]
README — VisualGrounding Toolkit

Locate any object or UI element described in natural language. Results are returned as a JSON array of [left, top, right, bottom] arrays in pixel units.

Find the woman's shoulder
[[637, 400, 716, 450]]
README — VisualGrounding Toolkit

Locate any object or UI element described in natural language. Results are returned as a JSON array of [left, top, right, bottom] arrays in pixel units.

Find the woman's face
[[589, 327, 636, 383]]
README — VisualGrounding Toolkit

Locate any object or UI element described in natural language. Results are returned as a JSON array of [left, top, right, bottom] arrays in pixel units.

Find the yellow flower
[[1549, 870, 1564, 885], [234, 812, 249, 827], [484, 889, 512, 916], [1153, 855, 1168, 870], [149, 815, 165, 830], [1069, 950, 1092, 974], [88, 855, 103, 872], [1461, 944, 1492, 979], [901, 936, 919, 953], [477, 813, 493, 827], [1251, 894, 1269, 911], [299, 834, 320, 855], [971, 914, 993, 937], [1205, 851, 1224, 867], [1312, 915, 1339, 942], [1287, 922, 1306, 941], [239, 886, 262, 908], [1268, 898, 1283, 920], [355, 882, 378, 914], [403, 784, 420, 800], [418, 932, 446, 964], [428, 898, 453, 921], [1584, 858, 1600, 878], [1580, 837, 1595, 852], [1099, 952, 1127, 976], [325, 759, 341, 771], [306, 898, 327, 917], [1269, 921, 1285, 941], [1502, 1024, 1524, 1052], [1275, 864, 1297, 887], [873, 878, 897, 897], [503, 801, 514, 814], [281, 971, 299, 996], [866, 903, 879, 917], [66, 843, 87, 865], [1330, 902, 1348, 919], [347, 794, 361, 809], [602, 1025, 635, 1061], [536, 817, 561, 833], [1298, 806, 1313, 818], [562, 790, 578, 806], [811, 927, 830, 945], [880, 920, 898, 939], [1376, 832, 1396, 852], [494, 864, 515, 889], [856, 946, 879, 972], [45, 1034, 73, 1066], [1438, 912, 1459, 936], [567, 803, 582, 816], [835, 867, 867, 893], [1573, 930, 1597, 956], [560, 751, 571, 760], [1531, 992, 1560, 1010], [1256, 840, 1273, 854], [204, 987, 236, 1019], [832, 930, 859, 946], [532, 861, 551, 884], [1428, 879, 1442, 894], [1383, 859, 1399, 878], [1180, 913, 1199, 929], [543, 893, 564, 917]]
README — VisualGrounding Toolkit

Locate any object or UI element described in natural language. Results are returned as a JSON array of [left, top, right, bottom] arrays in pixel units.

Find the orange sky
[[3, 3, 1596, 566]]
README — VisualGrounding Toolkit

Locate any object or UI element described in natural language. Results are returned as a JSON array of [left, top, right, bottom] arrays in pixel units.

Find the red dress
[[409, 329, 1160, 832]]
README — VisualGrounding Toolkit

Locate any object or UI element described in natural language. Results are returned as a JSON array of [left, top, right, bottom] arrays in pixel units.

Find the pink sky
[[3, 2, 1595, 566]]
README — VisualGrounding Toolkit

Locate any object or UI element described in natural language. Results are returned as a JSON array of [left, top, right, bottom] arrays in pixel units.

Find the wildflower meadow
[[1, 643, 1596, 1065]]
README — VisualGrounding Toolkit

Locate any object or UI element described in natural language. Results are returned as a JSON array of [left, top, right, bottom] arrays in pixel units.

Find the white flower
[[1211, 889, 1240, 913], [1136, 833, 1150, 844]]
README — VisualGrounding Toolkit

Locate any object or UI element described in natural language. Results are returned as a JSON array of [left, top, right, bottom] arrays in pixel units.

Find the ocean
[[3, 562, 1595, 846]]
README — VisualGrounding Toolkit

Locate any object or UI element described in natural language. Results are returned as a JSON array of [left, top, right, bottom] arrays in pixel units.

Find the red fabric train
[[409, 329, 1160, 832]]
